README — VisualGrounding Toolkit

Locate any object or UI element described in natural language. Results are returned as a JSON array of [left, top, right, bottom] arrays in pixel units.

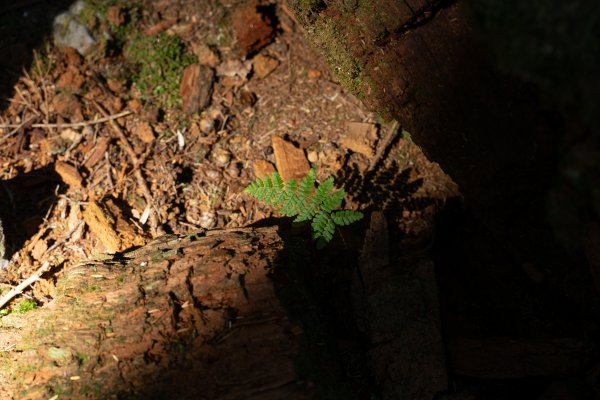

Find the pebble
[[53, 0, 97, 55]]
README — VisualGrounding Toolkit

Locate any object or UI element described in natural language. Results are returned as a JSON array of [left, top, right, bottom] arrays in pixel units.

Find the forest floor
[[2, 2, 598, 400], [0, 0, 462, 398], [0, 0, 456, 312]]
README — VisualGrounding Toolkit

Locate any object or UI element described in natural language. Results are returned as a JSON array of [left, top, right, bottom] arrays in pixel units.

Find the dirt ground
[[0, 0, 455, 297], [0, 0, 460, 398], [2, 1, 599, 400]]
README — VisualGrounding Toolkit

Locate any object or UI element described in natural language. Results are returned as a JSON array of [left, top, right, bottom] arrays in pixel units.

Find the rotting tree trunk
[[353, 212, 446, 400], [288, 0, 562, 261], [0, 227, 316, 400]]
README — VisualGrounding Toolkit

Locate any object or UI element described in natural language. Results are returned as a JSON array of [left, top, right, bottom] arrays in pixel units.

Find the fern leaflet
[[244, 168, 363, 246]]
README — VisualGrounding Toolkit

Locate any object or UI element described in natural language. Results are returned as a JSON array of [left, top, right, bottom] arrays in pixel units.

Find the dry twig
[[0, 261, 50, 310], [92, 102, 162, 236], [0, 110, 132, 130], [368, 120, 401, 172]]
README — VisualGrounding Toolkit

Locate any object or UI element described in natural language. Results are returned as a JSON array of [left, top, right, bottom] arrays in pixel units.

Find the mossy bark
[[289, 0, 569, 280], [0, 227, 316, 399]]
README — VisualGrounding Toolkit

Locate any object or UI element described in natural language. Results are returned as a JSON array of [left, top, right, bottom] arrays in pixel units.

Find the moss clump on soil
[[0, 298, 38, 316], [290, 1, 366, 98], [125, 32, 197, 109]]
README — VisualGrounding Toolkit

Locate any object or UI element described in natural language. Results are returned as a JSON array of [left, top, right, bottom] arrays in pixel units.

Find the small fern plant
[[244, 169, 363, 246]]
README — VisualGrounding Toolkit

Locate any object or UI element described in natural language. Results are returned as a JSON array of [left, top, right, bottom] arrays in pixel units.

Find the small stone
[[211, 147, 231, 167], [216, 59, 252, 78], [253, 54, 279, 78], [307, 69, 322, 79], [199, 119, 215, 134], [53, 11, 97, 56], [60, 128, 82, 146], [199, 210, 216, 229], [226, 162, 241, 177]]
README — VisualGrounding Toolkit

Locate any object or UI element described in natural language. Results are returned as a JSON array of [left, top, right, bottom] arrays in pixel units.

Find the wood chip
[[253, 159, 275, 179], [82, 199, 145, 254], [193, 44, 220, 67], [55, 161, 83, 189], [31, 239, 48, 261], [83, 136, 110, 169], [83, 201, 121, 253], [253, 54, 279, 79], [271, 136, 310, 182], [231, 0, 276, 57], [132, 121, 155, 144], [180, 64, 214, 115], [340, 121, 379, 158], [105, 198, 147, 250]]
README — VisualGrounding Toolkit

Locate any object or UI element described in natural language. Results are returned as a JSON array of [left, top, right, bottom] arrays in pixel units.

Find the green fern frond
[[314, 176, 334, 204], [321, 188, 345, 212], [272, 171, 284, 189], [331, 210, 363, 226], [311, 211, 336, 242], [295, 201, 318, 222], [298, 169, 316, 198], [244, 168, 363, 246]]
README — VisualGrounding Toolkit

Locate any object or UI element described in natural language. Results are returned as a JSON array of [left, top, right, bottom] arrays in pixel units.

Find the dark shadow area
[[0, 1, 74, 111], [343, 162, 436, 217], [292, 0, 600, 397], [0, 165, 61, 259], [271, 235, 374, 400]]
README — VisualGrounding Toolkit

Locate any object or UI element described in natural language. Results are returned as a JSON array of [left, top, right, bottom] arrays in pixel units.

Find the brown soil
[[7, 1, 596, 400], [0, 0, 456, 398]]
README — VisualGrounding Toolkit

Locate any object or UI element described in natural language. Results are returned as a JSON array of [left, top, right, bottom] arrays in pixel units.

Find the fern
[[244, 169, 363, 246]]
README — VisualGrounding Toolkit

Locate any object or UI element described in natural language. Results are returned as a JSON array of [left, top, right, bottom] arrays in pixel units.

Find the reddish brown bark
[[0, 227, 316, 399]]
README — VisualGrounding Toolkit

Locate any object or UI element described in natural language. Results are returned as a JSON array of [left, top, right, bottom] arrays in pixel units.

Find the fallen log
[[0, 227, 317, 399]]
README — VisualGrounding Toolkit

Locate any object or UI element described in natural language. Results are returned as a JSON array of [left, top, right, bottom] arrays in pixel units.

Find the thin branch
[[368, 120, 401, 172], [0, 261, 50, 310], [0, 110, 132, 129], [92, 101, 162, 236]]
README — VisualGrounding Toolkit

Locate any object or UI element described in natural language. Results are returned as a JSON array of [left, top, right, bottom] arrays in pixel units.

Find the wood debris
[[55, 161, 83, 189], [340, 121, 379, 158], [252, 159, 275, 179], [271, 136, 310, 182]]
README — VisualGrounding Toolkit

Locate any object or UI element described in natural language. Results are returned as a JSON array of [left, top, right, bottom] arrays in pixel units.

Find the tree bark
[[0, 227, 316, 399], [288, 0, 562, 261]]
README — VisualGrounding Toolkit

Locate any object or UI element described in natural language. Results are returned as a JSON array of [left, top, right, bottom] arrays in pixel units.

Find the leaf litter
[[0, 0, 457, 308]]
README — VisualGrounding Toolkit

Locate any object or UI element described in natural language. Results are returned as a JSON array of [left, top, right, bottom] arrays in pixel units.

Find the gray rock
[[52, 0, 96, 55]]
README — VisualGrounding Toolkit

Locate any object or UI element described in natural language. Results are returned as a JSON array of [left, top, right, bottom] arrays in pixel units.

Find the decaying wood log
[[0, 227, 317, 399], [353, 212, 447, 400], [447, 336, 589, 379]]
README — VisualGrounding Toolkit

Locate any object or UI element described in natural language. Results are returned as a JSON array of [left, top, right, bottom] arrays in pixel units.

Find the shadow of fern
[[337, 160, 438, 228]]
